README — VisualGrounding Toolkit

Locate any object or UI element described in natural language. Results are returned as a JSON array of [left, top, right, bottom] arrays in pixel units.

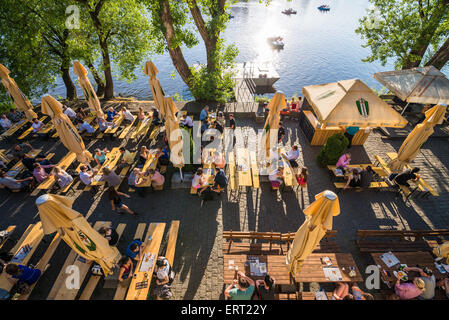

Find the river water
[[44, 0, 444, 102]]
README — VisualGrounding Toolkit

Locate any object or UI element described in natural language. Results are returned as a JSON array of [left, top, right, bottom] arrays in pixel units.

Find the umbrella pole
[[400, 102, 410, 116], [179, 167, 184, 182]]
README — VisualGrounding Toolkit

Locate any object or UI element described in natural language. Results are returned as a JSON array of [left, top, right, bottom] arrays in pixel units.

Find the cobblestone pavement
[[1, 116, 448, 300]]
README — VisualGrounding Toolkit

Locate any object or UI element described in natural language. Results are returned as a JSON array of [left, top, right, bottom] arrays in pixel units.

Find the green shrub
[[0, 101, 14, 114], [316, 133, 349, 167], [181, 127, 195, 172]]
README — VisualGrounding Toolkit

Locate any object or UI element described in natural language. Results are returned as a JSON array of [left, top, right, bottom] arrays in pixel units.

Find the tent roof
[[373, 66, 449, 104], [302, 79, 408, 127]]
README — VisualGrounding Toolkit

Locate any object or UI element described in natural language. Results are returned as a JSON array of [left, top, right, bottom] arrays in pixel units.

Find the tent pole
[[400, 102, 410, 116]]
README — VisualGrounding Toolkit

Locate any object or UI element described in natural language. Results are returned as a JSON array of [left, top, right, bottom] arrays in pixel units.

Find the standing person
[[97, 226, 119, 246], [52, 166, 73, 189], [336, 152, 351, 173], [344, 126, 360, 148], [0, 115, 12, 130], [224, 270, 255, 300], [117, 256, 133, 283], [228, 114, 236, 147], [285, 145, 300, 168], [255, 274, 276, 300], [200, 105, 209, 123], [107, 187, 138, 216], [122, 107, 135, 123], [217, 111, 226, 128], [277, 121, 286, 143], [296, 167, 308, 188]]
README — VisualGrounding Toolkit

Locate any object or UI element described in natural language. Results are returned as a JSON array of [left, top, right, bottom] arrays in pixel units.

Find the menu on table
[[380, 251, 400, 268]]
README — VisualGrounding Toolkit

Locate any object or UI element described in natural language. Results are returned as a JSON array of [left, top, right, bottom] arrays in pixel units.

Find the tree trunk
[[61, 66, 77, 101], [160, 0, 192, 86], [99, 41, 114, 100], [87, 61, 105, 97], [426, 37, 449, 70]]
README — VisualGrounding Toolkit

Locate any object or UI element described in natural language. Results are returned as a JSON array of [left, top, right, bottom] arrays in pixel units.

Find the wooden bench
[[298, 292, 333, 300], [281, 230, 340, 253], [1, 119, 29, 139], [17, 116, 48, 140], [327, 164, 388, 177], [37, 152, 77, 190], [113, 223, 147, 300], [118, 118, 136, 139], [334, 181, 389, 190], [276, 292, 298, 300], [0, 225, 17, 249], [47, 221, 108, 300], [355, 229, 449, 253], [165, 221, 180, 267], [78, 223, 127, 300]]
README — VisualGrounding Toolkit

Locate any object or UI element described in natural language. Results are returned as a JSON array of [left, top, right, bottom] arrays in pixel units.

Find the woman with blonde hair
[[52, 166, 73, 189]]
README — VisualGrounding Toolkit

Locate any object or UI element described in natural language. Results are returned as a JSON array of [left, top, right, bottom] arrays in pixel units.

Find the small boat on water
[[267, 36, 284, 49], [318, 5, 330, 11], [228, 13, 234, 19], [282, 8, 297, 15]]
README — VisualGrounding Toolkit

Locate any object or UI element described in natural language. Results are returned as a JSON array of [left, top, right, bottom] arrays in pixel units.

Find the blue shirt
[[106, 110, 117, 121], [126, 240, 143, 259], [12, 265, 41, 285], [200, 109, 208, 121], [346, 126, 360, 136], [160, 148, 169, 160]]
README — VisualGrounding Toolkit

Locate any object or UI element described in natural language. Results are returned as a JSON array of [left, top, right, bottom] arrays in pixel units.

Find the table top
[[125, 222, 166, 300], [224, 254, 292, 285], [136, 154, 159, 187], [37, 152, 76, 190], [371, 251, 445, 286], [1, 119, 27, 137], [278, 147, 297, 187], [236, 148, 253, 187], [249, 151, 260, 188], [7, 148, 43, 177], [294, 253, 363, 283]]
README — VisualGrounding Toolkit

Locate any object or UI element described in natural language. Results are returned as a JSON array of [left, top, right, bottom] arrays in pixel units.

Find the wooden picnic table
[[279, 147, 298, 187], [136, 153, 159, 188], [7, 148, 43, 178], [125, 222, 166, 300], [1, 119, 28, 138], [52, 115, 96, 138], [370, 251, 445, 288], [223, 254, 292, 285], [37, 152, 77, 190], [228, 151, 237, 191], [90, 147, 122, 186], [294, 253, 363, 283], [17, 116, 48, 140], [236, 148, 253, 187], [327, 164, 388, 178], [101, 113, 125, 136], [385, 152, 439, 197], [249, 151, 260, 188]]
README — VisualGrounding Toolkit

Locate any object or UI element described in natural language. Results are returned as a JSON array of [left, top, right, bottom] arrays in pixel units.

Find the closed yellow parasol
[[261, 92, 286, 158], [73, 61, 105, 119], [144, 61, 165, 113]]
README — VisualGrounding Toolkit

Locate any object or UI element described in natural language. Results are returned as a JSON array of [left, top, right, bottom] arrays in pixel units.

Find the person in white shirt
[[285, 145, 300, 168], [0, 115, 12, 130], [180, 115, 193, 129], [269, 167, 284, 189], [63, 106, 77, 119], [122, 107, 135, 123], [78, 120, 95, 134], [79, 165, 96, 185], [32, 118, 45, 134]]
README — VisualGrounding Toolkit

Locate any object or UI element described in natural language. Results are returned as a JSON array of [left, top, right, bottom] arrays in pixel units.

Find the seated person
[[98, 117, 115, 132], [0, 170, 34, 191], [191, 168, 205, 191], [79, 165, 97, 186], [51, 166, 73, 189], [296, 167, 308, 187], [332, 282, 349, 300], [138, 146, 151, 167], [393, 167, 420, 188], [180, 115, 193, 129], [156, 146, 170, 167], [285, 145, 300, 168], [343, 283, 374, 300], [436, 278, 449, 300], [122, 107, 135, 123], [12, 143, 35, 160], [403, 266, 435, 300], [118, 256, 133, 283], [289, 98, 298, 111], [224, 270, 255, 300], [148, 169, 165, 189], [212, 167, 228, 192], [94, 148, 108, 166], [213, 151, 226, 169], [199, 106, 209, 123], [255, 274, 275, 300], [128, 168, 140, 189], [137, 107, 145, 121], [118, 147, 134, 169], [31, 118, 45, 135], [151, 107, 161, 125], [75, 108, 88, 122], [77, 119, 95, 134], [106, 107, 118, 122], [126, 239, 145, 261], [0, 114, 12, 130], [4, 263, 42, 286], [395, 277, 425, 300], [98, 226, 119, 246], [336, 152, 351, 173], [360, 166, 375, 188], [277, 122, 285, 143], [63, 106, 77, 120], [154, 256, 173, 300], [8, 109, 24, 123], [268, 167, 284, 189], [213, 121, 224, 134], [33, 163, 54, 183], [200, 120, 209, 135], [344, 168, 361, 189]]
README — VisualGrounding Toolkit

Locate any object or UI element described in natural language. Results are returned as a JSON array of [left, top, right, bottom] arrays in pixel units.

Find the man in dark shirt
[[18, 154, 50, 172], [256, 274, 276, 300], [360, 166, 374, 188], [394, 167, 420, 188], [278, 122, 286, 143], [228, 114, 236, 130], [12, 143, 34, 160], [213, 168, 228, 192]]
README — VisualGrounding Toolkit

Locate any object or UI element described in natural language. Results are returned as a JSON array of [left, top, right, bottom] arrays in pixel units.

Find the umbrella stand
[[400, 102, 410, 116], [179, 167, 184, 182]]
